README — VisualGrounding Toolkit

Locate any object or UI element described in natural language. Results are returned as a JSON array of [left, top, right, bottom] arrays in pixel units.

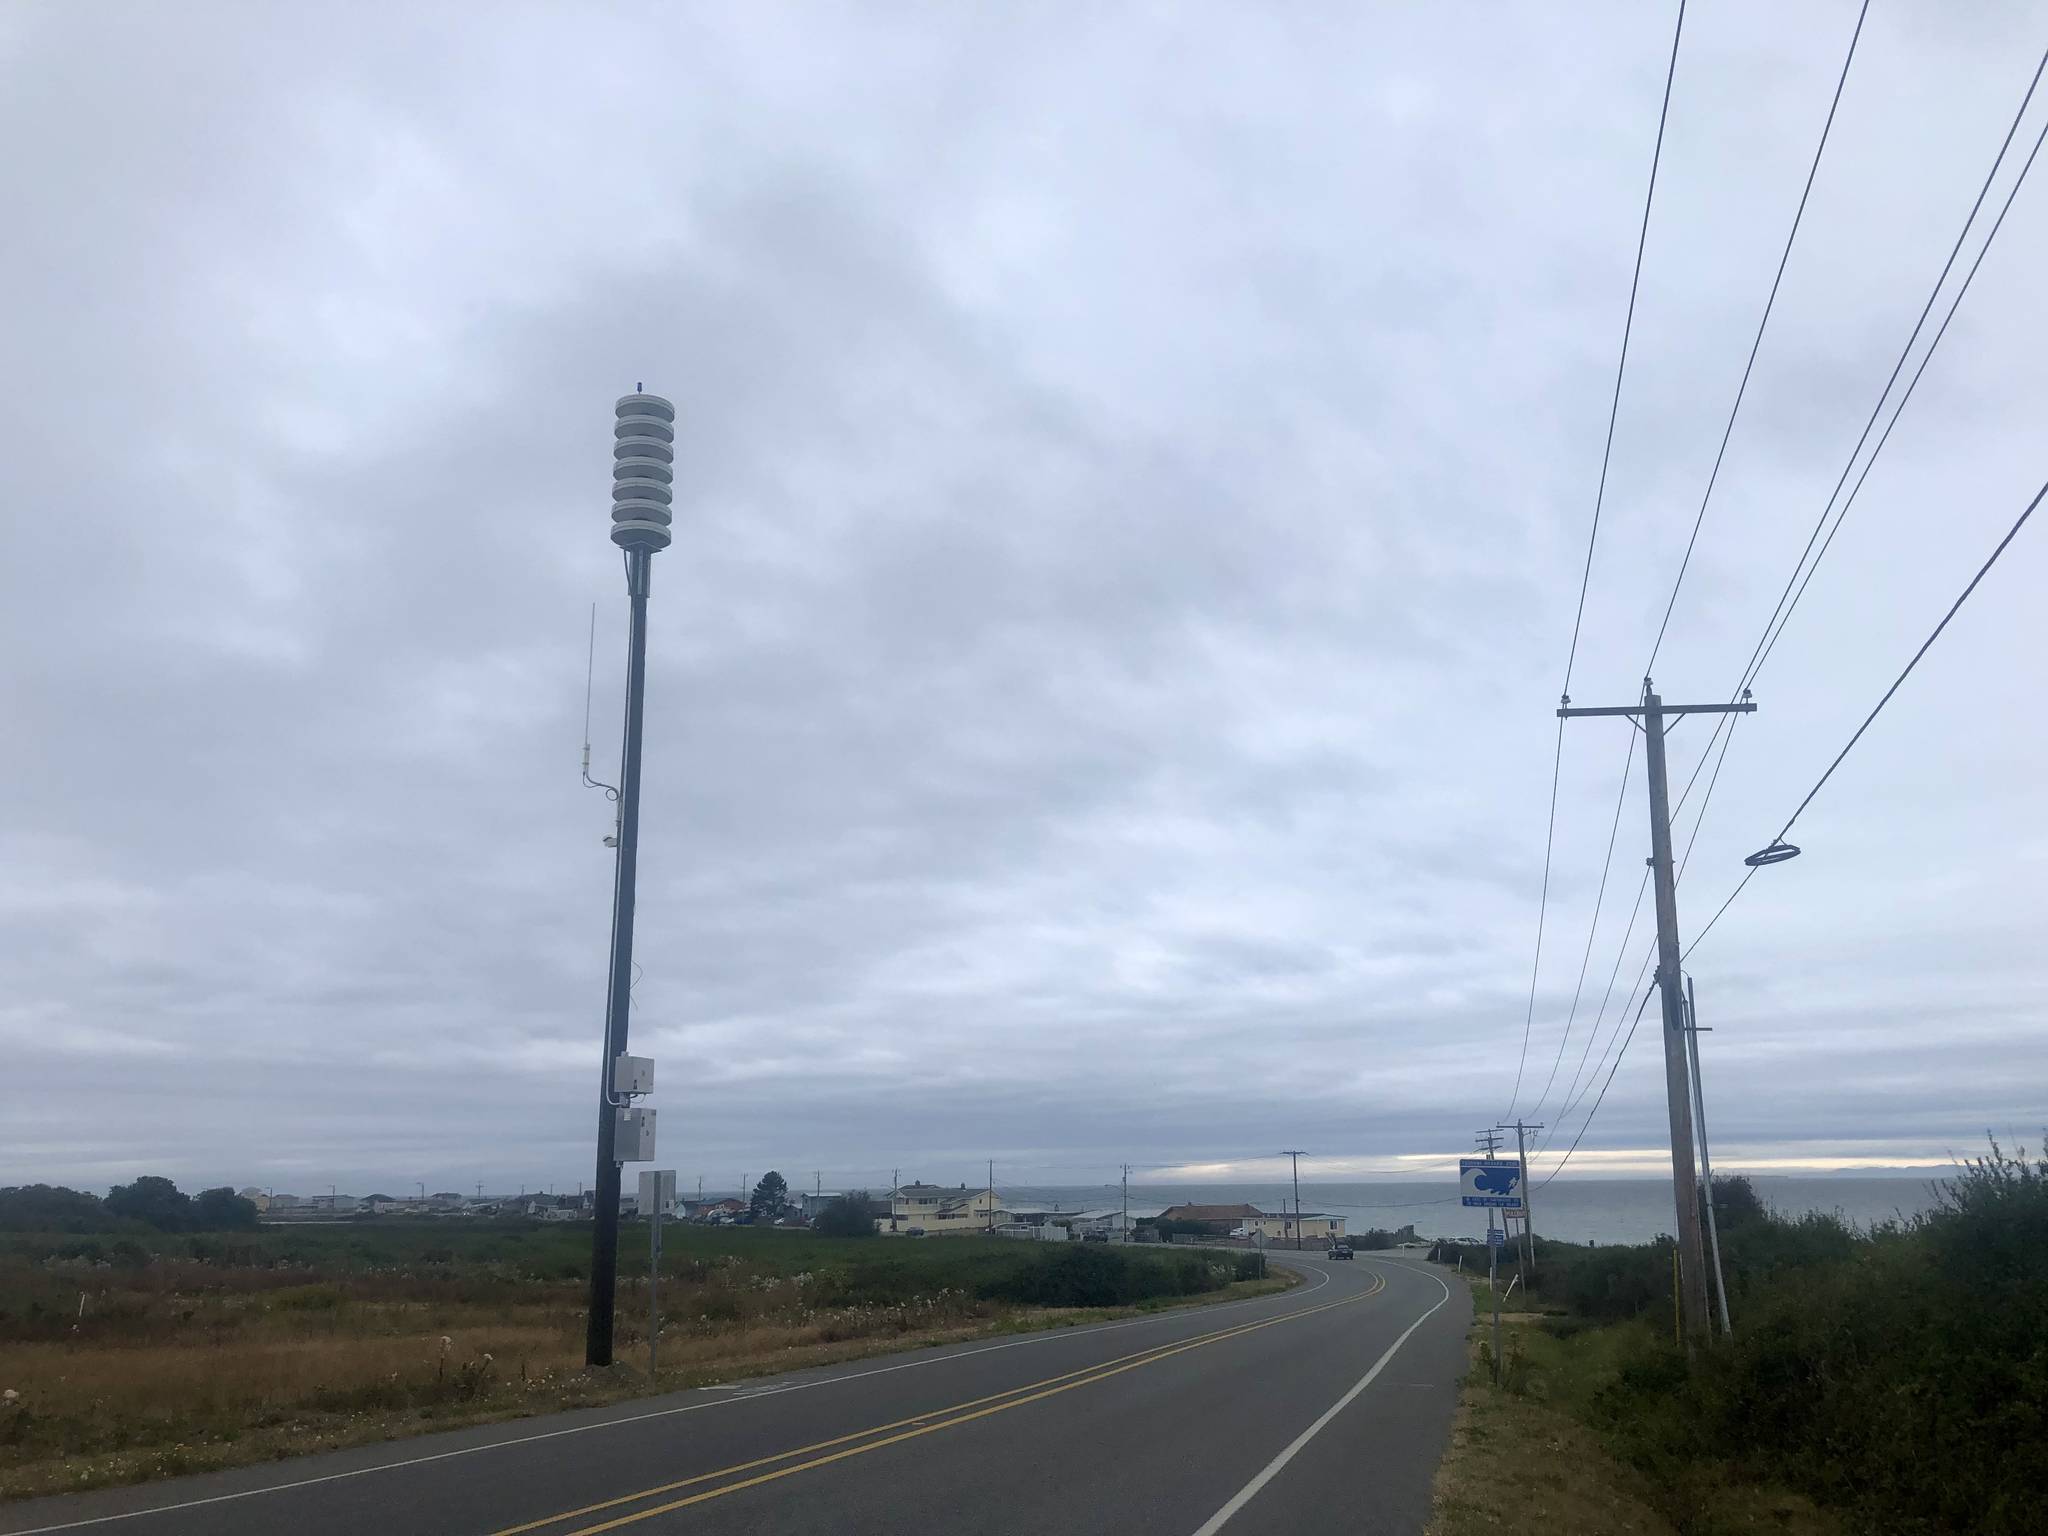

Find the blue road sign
[[1486, 1226, 1505, 1250], [1460, 1158, 1524, 1208]]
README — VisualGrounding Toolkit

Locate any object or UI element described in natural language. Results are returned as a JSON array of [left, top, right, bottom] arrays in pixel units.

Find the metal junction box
[[614, 1107, 656, 1162], [612, 1054, 655, 1097]]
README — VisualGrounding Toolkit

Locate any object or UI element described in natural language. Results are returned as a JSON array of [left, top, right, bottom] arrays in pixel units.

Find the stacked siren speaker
[[612, 393, 675, 551]]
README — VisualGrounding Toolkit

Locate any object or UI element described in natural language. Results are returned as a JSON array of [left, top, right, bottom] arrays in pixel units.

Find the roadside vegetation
[[1428, 1140, 2046, 1536], [0, 1188, 1277, 1501]]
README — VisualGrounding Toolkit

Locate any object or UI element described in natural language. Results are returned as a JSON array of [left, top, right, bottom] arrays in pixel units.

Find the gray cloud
[[2, 1, 2042, 1197]]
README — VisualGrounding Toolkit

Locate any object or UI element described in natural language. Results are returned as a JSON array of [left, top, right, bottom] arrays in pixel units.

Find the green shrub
[[1580, 1140, 2048, 1536]]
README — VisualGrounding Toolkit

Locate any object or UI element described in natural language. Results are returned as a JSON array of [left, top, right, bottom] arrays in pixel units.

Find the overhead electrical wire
[[1526, 0, 1865, 1133], [1643, 0, 1871, 674], [1663, 68, 2048, 958], [1507, 0, 1688, 1120], [1527, 731, 1637, 1121], [1730, 44, 2048, 703]]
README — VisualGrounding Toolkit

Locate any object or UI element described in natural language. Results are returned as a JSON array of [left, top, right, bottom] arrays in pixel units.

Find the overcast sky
[[2, 1, 2042, 1198]]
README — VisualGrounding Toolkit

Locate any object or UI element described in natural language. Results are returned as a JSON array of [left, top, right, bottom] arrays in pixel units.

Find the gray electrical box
[[614, 1106, 656, 1162], [637, 1169, 677, 1217], [612, 1054, 655, 1097]]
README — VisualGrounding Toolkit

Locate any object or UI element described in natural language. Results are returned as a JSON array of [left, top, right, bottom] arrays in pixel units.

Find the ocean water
[[1001, 1176, 1948, 1246]]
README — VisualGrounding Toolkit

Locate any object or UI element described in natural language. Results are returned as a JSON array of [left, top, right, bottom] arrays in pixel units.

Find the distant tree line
[[0, 1177, 260, 1233]]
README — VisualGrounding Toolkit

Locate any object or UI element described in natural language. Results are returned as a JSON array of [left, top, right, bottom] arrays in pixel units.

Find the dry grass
[[0, 1239, 1291, 1502], [1427, 1327, 1678, 1536]]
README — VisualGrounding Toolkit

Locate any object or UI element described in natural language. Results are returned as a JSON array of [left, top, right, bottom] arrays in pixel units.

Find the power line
[[1528, 2, 1857, 1129], [1510, 0, 1688, 1119], [1528, 731, 1637, 1120], [1732, 45, 2048, 702], [1643, 0, 1871, 673], [1538, 983, 1659, 1187], [1751, 103, 2048, 684], [1617, 52, 2048, 970], [1551, 459, 2037, 1175], [1748, 476, 2045, 863]]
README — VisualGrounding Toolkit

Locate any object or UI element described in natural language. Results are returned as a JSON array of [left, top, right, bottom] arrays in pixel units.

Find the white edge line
[[1187, 1260, 1455, 1536], [5, 1260, 1328, 1535]]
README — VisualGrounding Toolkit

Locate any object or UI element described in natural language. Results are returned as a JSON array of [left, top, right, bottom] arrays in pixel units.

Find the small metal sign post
[[638, 1171, 676, 1380], [1487, 1225, 1505, 1382], [1463, 1160, 1520, 1387]]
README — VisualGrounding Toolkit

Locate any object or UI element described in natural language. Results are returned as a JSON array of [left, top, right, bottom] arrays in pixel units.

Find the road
[[0, 1253, 1467, 1536]]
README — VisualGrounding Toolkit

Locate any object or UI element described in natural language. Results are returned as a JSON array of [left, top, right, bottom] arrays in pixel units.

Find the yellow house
[[1243, 1211, 1346, 1244], [891, 1183, 1002, 1234]]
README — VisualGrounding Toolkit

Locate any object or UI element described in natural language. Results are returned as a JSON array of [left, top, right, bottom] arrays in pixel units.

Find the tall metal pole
[[586, 550, 651, 1367], [1686, 976, 1733, 1336], [1640, 684, 1711, 1345], [587, 390, 675, 1369]]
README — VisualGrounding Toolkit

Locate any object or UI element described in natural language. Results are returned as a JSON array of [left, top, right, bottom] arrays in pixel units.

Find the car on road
[[1327, 1243, 1354, 1259]]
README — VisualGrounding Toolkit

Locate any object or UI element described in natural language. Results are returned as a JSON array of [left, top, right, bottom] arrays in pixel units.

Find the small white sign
[[637, 1169, 677, 1217]]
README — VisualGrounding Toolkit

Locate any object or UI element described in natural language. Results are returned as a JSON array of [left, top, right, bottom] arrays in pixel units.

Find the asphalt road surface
[[0, 1252, 1467, 1536]]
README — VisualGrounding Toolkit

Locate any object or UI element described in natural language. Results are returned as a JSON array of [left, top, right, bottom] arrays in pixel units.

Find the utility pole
[[1475, 1130, 1506, 1247], [1685, 977, 1734, 1336], [891, 1168, 900, 1233], [586, 390, 675, 1369], [1496, 1121, 1543, 1286], [1280, 1151, 1305, 1250], [1560, 679, 1754, 1347], [986, 1159, 995, 1234], [1121, 1163, 1131, 1243]]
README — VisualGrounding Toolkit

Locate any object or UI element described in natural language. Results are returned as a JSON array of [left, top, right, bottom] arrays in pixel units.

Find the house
[[1241, 1211, 1347, 1244], [1157, 1203, 1266, 1233], [890, 1182, 1003, 1234], [236, 1187, 273, 1213]]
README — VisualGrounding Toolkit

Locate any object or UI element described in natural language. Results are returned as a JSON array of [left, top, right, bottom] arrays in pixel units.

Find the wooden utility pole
[[987, 1159, 995, 1234], [1280, 1151, 1306, 1249], [1496, 1120, 1543, 1285], [1120, 1163, 1131, 1242], [1560, 679, 1754, 1347]]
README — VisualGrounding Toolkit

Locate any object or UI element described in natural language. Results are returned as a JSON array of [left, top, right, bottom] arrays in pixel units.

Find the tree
[[1709, 1173, 1767, 1229], [191, 1186, 261, 1231], [0, 1183, 109, 1232], [814, 1191, 878, 1237], [105, 1176, 194, 1232], [750, 1171, 790, 1221]]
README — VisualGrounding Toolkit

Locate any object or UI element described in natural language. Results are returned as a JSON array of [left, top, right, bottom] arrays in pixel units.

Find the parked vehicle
[[905, 1225, 927, 1237], [1082, 1229, 1109, 1242], [1327, 1243, 1354, 1260]]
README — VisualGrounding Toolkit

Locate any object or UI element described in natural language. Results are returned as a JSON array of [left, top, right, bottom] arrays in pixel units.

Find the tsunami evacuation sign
[[1460, 1158, 1524, 1208]]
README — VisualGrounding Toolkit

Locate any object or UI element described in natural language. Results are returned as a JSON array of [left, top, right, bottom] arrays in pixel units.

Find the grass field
[[1427, 1276, 1839, 1536], [0, 1221, 1279, 1500]]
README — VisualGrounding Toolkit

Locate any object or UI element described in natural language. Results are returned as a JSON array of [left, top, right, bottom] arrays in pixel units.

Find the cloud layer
[[2, 1, 2042, 1195]]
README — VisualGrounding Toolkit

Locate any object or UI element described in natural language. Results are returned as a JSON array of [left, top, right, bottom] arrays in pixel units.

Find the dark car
[[1327, 1243, 1354, 1259]]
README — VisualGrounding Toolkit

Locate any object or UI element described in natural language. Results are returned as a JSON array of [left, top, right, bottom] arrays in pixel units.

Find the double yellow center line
[[488, 1273, 1384, 1535]]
